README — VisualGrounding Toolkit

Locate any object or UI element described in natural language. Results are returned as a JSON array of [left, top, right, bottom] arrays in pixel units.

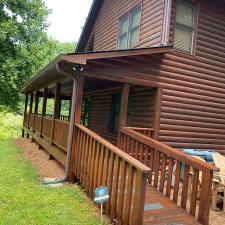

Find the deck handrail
[[76, 123, 150, 173], [72, 124, 151, 225], [121, 127, 219, 173], [120, 127, 219, 225]]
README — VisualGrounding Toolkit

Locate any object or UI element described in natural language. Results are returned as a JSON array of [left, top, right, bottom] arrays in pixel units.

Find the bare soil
[[14, 138, 225, 225], [14, 138, 65, 180]]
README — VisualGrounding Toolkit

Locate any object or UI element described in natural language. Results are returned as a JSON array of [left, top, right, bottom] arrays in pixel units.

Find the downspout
[[54, 63, 80, 182], [162, 0, 172, 46]]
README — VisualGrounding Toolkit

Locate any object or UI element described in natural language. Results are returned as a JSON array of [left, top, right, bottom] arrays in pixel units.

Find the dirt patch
[[14, 138, 65, 180]]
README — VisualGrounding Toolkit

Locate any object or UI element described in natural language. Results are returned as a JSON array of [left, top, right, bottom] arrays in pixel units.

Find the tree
[[55, 41, 76, 55], [0, 0, 57, 110]]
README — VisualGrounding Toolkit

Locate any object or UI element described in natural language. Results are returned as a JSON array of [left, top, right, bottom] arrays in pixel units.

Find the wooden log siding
[[80, 0, 225, 153], [86, 87, 155, 145], [53, 119, 69, 151], [119, 127, 219, 225], [93, 0, 164, 51], [72, 124, 150, 225]]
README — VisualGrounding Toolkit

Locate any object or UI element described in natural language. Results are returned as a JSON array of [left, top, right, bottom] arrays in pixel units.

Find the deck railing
[[126, 127, 154, 137], [24, 113, 29, 126], [42, 116, 53, 140], [119, 127, 219, 225], [33, 115, 42, 133], [53, 119, 69, 151], [72, 124, 150, 225], [29, 113, 34, 129]]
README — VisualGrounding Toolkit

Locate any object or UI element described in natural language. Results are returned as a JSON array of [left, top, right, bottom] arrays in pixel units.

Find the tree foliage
[[0, 0, 57, 110]]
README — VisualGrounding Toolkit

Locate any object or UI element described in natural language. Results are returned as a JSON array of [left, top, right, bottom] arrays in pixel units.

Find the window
[[174, 0, 197, 53], [118, 6, 142, 49], [109, 93, 133, 132], [109, 94, 121, 132]]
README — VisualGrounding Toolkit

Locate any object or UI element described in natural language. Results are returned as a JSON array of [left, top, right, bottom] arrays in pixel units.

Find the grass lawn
[[0, 112, 104, 225]]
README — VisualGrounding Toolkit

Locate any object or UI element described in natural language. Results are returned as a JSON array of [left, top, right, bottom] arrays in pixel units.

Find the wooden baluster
[[132, 170, 148, 225], [102, 148, 109, 187], [135, 140, 139, 160], [110, 155, 120, 221], [105, 151, 115, 215], [153, 151, 160, 188], [140, 142, 144, 163], [148, 147, 155, 184], [97, 145, 105, 187], [83, 135, 91, 189], [88, 140, 96, 196], [117, 159, 126, 221], [86, 137, 93, 195], [190, 169, 199, 216], [122, 133, 127, 153], [93, 142, 101, 189], [159, 154, 167, 193], [80, 133, 87, 185], [124, 164, 133, 225], [144, 144, 148, 166], [198, 170, 213, 225], [181, 164, 190, 210], [131, 138, 135, 157], [173, 161, 181, 203], [77, 131, 85, 180], [166, 158, 174, 197]]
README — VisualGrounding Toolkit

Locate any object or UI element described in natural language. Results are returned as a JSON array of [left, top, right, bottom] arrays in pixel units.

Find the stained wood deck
[[143, 185, 201, 225]]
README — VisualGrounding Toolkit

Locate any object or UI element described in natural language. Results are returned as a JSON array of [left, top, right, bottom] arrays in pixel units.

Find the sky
[[45, 0, 93, 43]]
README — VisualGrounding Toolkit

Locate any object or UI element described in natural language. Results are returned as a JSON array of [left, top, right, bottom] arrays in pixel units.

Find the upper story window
[[174, 0, 197, 54], [118, 5, 142, 49]]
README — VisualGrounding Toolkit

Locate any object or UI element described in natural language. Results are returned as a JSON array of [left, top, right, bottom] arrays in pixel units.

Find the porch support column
[[28, 93, 34, 129], [22, 94, 29, 137], [67, 74, 84, 182], [51, 83, 61, 145], [33, 91, 40, 132], [152, 88, 163, 140], [117, 84, 130, 147], [40, 87, 48, 137]]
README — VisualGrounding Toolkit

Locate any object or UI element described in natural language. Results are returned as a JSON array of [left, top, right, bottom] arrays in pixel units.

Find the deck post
[[33, 91, 40, 132], [28, 93, 34, 129], [68, 74, 84, 182], [198, 170, 213, 225], [51, 83, 61, 145], [117, 84, 130, 147], [40, 87, 48, 137], [22, 94, 29, 137], [152, 88, 163, 140]]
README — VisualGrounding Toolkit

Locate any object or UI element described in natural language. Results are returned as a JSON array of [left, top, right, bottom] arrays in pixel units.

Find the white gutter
[[162, 0, 172, 46]]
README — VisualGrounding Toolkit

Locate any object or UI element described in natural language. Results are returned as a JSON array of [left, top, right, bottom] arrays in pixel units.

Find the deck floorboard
[[143, 185, 201, 225]]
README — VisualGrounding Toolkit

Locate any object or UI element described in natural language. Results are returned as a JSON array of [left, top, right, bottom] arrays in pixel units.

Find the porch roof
[[21, 46, 173, 94]]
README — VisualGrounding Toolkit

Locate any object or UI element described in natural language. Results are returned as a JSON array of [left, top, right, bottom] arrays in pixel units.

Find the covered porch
[[21, 47, 218, 225]]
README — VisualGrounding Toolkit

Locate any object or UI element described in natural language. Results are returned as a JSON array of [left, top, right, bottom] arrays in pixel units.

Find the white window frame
[[174, 0, 197, 54], [118, 5, 142, 49]]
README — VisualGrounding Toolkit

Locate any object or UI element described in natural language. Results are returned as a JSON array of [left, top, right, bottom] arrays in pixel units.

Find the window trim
[[117, 4, 142, 49], [173, 0, 198, 55]]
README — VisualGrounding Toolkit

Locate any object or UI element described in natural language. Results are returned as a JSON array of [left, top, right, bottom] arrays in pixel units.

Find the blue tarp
[[182, 149, 214, 163]]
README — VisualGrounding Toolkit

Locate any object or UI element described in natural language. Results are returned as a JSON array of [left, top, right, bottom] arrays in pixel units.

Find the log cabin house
[[21, 0, 225, 224]]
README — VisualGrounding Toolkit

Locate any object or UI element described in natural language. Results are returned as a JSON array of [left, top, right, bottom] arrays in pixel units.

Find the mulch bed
[[14, 138, 65, 180]]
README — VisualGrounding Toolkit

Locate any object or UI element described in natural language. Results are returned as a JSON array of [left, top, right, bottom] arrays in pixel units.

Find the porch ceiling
[[21, 46, 173, 94]]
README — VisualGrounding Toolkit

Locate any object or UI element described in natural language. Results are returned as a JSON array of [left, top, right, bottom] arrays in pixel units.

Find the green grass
[[0, 111, 104, 225], [0, 111, 23, 139]]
